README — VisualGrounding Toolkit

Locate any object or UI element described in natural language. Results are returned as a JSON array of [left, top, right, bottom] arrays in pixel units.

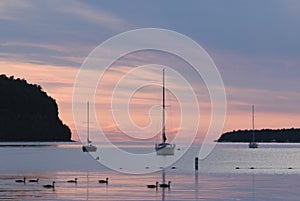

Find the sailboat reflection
[[160, 168, 172, 201], [251, 173, 256, 201], [161, 169, 166, 201], [86, 171, 89, 201]]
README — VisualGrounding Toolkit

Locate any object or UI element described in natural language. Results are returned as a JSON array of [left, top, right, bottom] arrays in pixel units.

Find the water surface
[[1, 142, 300, 200]]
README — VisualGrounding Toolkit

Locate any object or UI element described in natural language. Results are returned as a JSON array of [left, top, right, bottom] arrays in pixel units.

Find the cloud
[[0, 1, 131, 67], [55, 1, 129, 32], [0, 1, 32, 20], [0, 41, 87, 67]]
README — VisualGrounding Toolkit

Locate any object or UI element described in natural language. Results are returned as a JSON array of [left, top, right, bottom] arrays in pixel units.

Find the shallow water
[[1, 142, 300, 200]]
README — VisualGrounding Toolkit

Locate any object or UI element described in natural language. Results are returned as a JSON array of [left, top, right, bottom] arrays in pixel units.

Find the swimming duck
[[15, 177, 26, 183], [98, 178, 108, 184], [159, 181, 171, 188], [147, 181, 159, 188], [29, 178, 39, 182], [43, 181, 55, 189], [67, 178, 77, 183]]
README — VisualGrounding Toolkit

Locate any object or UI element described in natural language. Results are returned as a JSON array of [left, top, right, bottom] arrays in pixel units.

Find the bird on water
[[43, 181, 55, 189], [98, 178, 108, 184], [67, 178, 78, 183], [29, 178, 39, 183], [159, 181, 171, 188], [147, 181, 159, 189], [15, 177, 26, 183]]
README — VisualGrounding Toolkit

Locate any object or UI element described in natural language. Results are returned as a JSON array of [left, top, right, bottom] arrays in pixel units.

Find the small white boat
[[155, 143, 175, 155], [82, 102, 97, 152], [249, 105, 258, 149], [155, 69, 175, 156]]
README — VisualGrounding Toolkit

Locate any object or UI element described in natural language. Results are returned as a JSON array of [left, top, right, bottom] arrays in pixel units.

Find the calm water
[[1, 142, 300, 200]]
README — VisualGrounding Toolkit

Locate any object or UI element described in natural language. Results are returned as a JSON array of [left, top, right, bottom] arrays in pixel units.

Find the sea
[[1, 142, 300, 201]]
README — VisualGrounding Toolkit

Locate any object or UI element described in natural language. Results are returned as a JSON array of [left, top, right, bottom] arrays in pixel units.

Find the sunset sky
[[1, 1, 300, 142]]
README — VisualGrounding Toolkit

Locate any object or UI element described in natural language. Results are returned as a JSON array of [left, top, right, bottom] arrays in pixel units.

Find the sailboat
[[82, 101, 97, 152], [249, 105, 258, 148], [155, 69, 175, 156]]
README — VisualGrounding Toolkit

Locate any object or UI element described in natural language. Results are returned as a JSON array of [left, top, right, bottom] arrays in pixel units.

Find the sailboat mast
[[252, 105, 255, 143], [162, 69, 166, 143], [87, 101, 90, 143]]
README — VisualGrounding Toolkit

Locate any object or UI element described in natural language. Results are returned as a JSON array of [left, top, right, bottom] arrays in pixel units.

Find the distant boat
[[155, 69, 175, 156], [249, 105, 258, 148], [82, 102, 97, 152]]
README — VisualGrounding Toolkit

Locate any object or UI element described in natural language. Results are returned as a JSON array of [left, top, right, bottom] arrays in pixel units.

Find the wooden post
[[195, 157, 199, 171]]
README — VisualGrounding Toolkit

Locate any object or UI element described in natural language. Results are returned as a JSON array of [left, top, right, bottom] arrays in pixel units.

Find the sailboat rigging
[[155, 69, 175, 155], [249, 105, 258, 148], [82, 101, 97, 152]]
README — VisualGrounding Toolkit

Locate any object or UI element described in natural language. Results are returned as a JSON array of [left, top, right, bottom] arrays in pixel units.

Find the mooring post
[[195, 157, 199, 171]]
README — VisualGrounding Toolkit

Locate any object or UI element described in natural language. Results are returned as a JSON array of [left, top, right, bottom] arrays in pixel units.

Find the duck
[[159, 181, 171, 188], [43, 181, 55, 189], [67, 178, 77, 183], [147, 181, 158, 189], [29, 178, 39, 183], [98, 178, 108, 184], [15, 177, 26, 183]]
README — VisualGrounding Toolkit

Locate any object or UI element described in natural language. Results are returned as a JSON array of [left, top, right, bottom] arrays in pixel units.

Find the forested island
[[0, 74, 71, 141], [218, 128, 300, 143]]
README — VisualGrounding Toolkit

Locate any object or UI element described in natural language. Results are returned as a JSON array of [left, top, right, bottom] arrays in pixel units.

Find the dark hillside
[[0, 74, 71, 141]]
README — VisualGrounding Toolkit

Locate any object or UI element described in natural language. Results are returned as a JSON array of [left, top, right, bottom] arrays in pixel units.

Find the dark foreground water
[[1, 142, 300, 201]]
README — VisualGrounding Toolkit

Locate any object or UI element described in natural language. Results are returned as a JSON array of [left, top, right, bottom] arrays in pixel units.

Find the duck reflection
[[194, 171, 199, 200]]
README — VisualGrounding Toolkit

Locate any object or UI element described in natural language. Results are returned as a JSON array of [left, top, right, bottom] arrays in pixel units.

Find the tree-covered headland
[[0, 74, 71, 141], [218, 128, 300, 143]]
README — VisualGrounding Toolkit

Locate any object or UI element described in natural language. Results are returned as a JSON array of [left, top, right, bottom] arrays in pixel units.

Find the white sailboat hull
[[155, 143, 175, 156]]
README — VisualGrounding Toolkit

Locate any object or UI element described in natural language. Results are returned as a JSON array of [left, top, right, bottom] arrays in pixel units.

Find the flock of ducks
[[14, 177, 109, 190], [15, 177, 171, 190]]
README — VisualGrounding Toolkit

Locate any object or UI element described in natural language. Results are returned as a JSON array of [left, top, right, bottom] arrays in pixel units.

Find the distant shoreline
[[217, 128, 300, 143], [0, 141, 78, 147]]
